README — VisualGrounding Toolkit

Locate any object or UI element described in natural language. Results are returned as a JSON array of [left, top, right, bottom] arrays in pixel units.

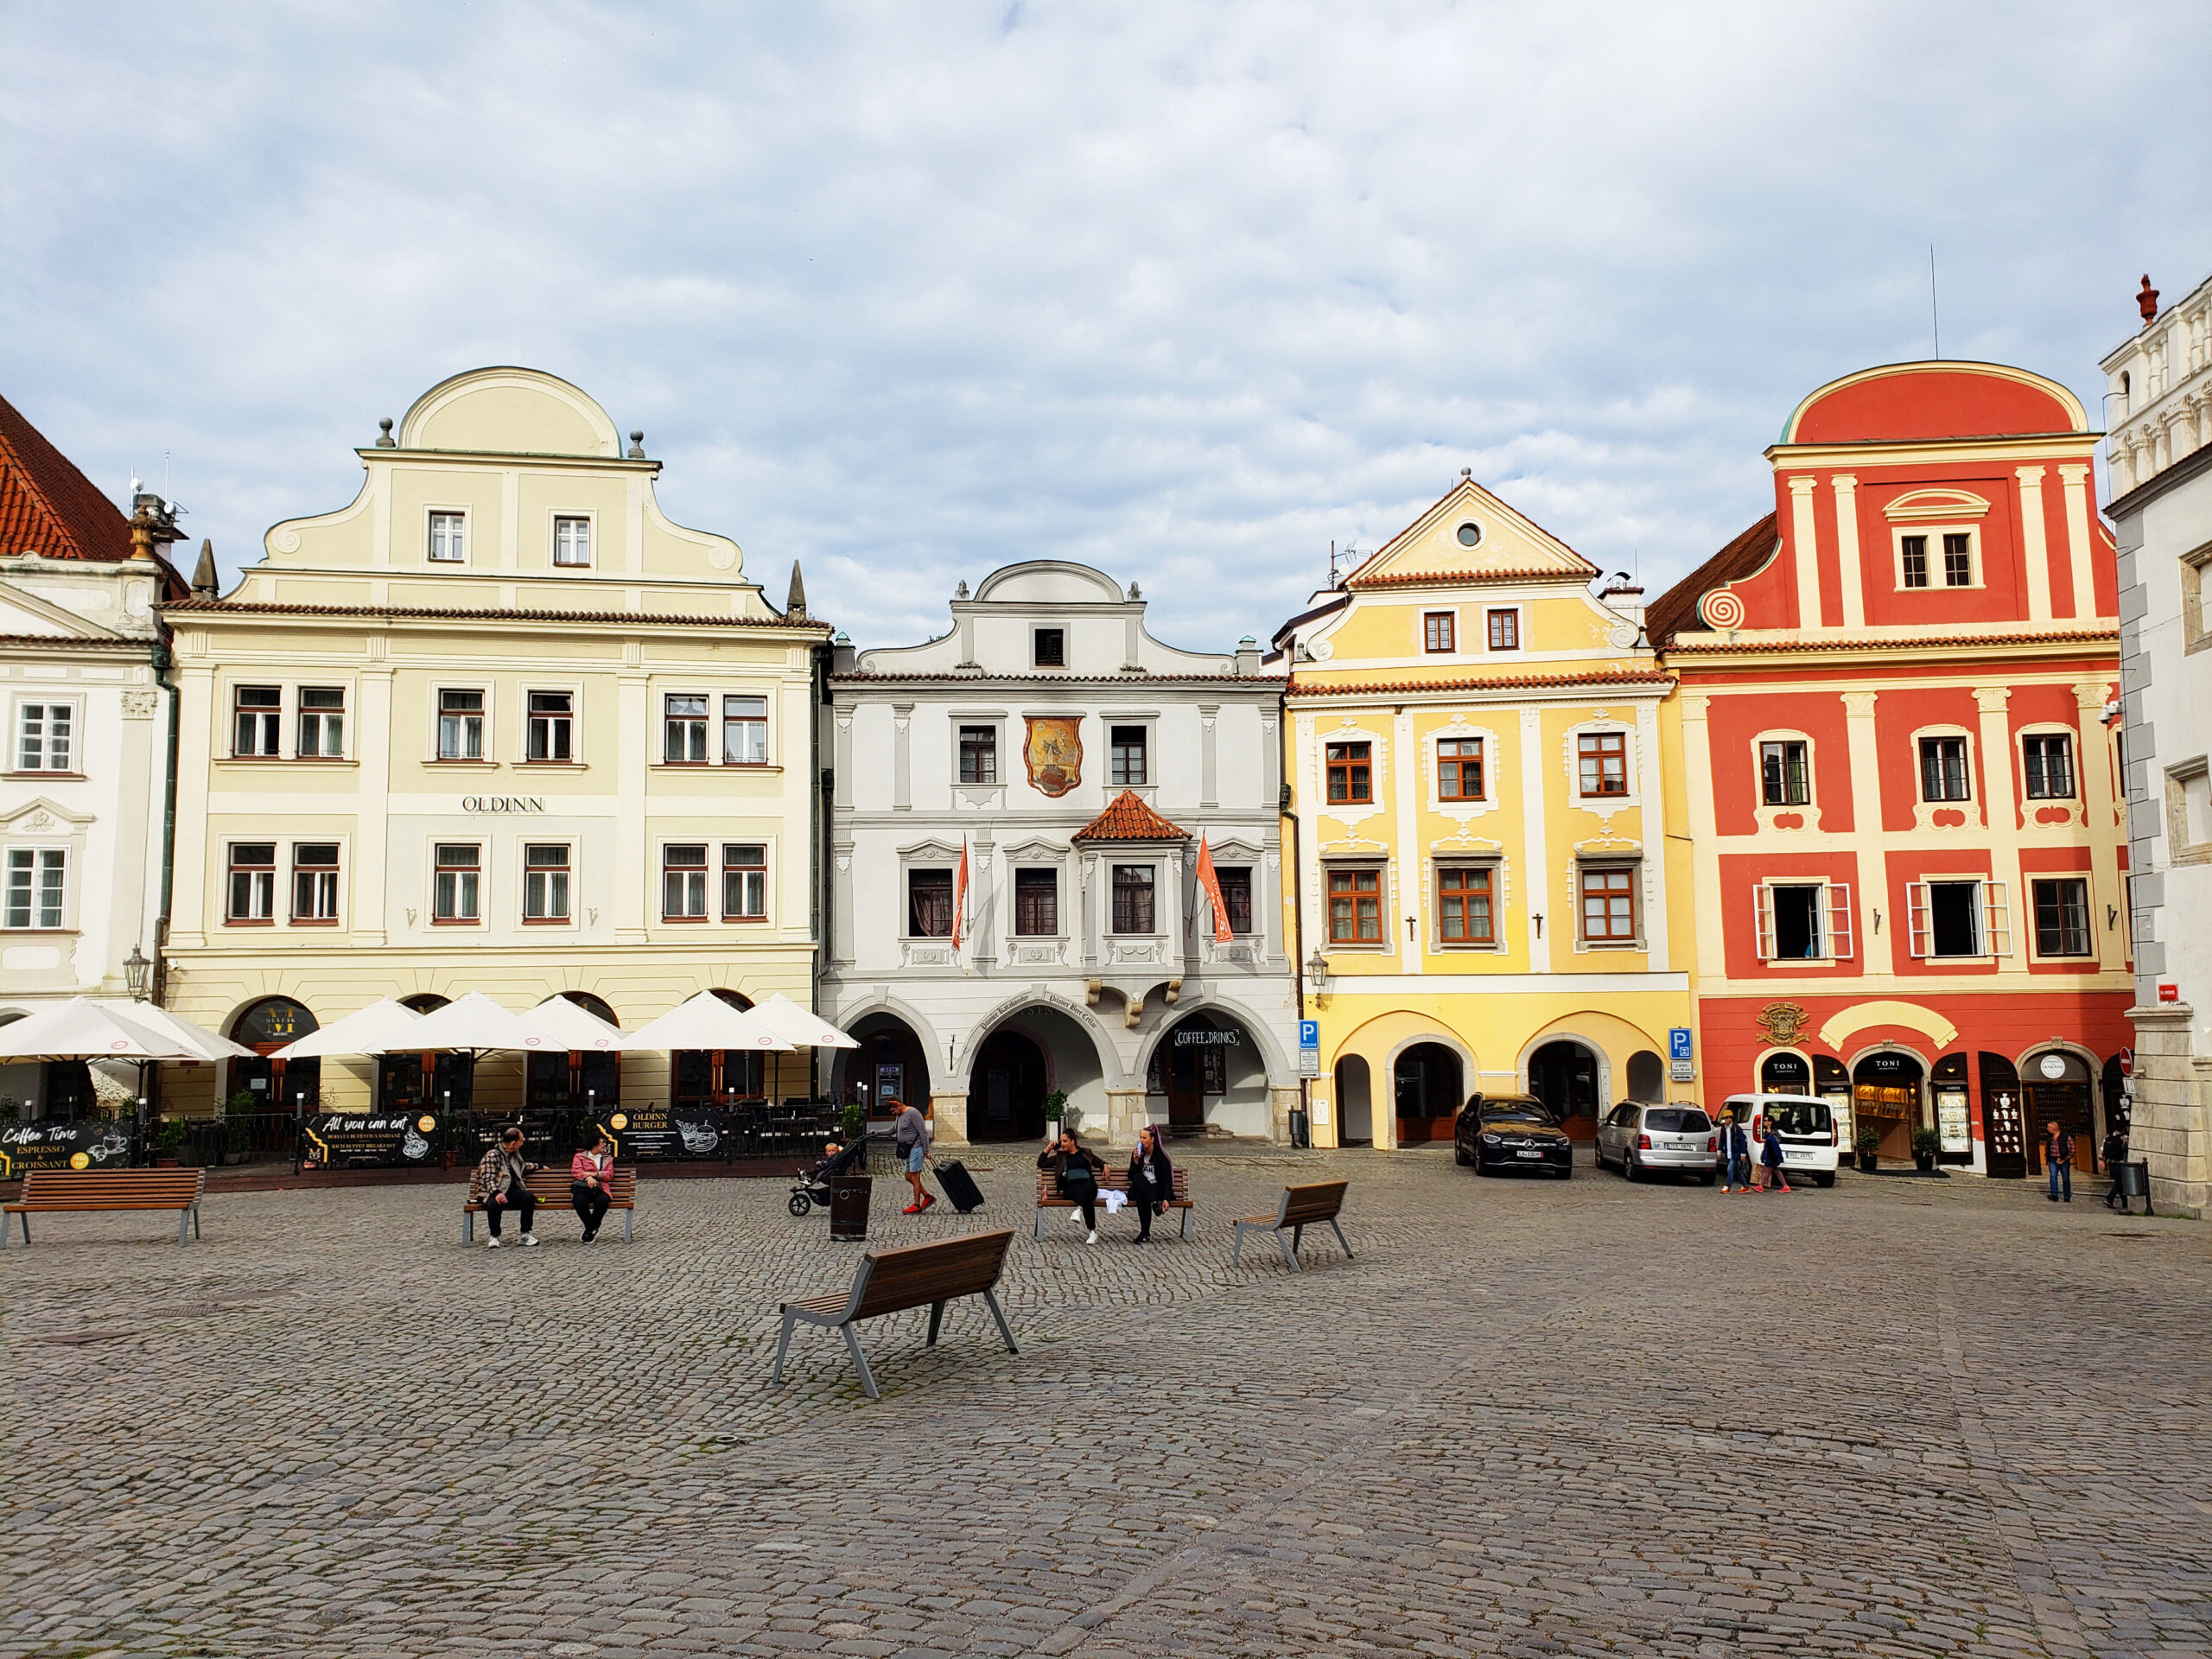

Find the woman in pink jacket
[[571, 1131, 616, 1242]]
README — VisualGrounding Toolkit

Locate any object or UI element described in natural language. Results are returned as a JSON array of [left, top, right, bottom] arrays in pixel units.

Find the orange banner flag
[[951, 837, 970, 950], [1195, 835, 1233, 944]]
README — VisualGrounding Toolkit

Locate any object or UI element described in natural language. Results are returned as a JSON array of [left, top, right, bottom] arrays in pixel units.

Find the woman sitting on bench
[[1126, 1123, 1175, 1244], [1038, 1128, 1106, 1245], [571, 1130, 616, 1243]]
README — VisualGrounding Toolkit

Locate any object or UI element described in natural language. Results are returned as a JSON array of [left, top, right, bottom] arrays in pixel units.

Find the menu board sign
[[302, 1113, 442, 1169], [0, 1120, 137, 1177], [594, 1106, 729, 1162]]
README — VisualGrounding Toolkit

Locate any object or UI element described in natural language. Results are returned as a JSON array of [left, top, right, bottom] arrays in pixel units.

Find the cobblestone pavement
[[5, 1147, 2209, 1659]]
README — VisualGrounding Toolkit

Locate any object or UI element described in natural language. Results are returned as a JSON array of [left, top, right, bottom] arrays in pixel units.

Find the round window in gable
[[1456, 522, 1482, 548]]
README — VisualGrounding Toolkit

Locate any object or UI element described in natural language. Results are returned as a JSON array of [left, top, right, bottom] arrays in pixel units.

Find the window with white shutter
[[1907, 881, 1930, 958], [1826, 883, 1854, 959], [1983, 881, 2012, 957], [1755, 884, 1776, 961]]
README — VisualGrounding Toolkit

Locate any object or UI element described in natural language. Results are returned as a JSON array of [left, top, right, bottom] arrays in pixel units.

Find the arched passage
[[837, 1009, 933, 1119], [964, 1004, 1109, 1142], [1334, 1054, 1373, 1146], [673, 988, 762, 1112], [1393, 1043, 1462, 1143], [2019, 1046, 2094, 1176], [1529, 1040, 1600, 1140], [380, 992, 474, 1113], [1852, 1048, 1925, 1161], [230, 997, 320, 1111], [527, 991, 623, 1116], [1143, 1010, 1276, 1139], [1625, 1050, 1665, 1103]]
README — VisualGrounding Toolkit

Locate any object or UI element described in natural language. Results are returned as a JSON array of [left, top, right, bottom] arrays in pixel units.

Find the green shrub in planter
[[841, 1101, 866, 1143], [1855, 1126, 1883, 1154], [1910, 1128, 1942, 1157]]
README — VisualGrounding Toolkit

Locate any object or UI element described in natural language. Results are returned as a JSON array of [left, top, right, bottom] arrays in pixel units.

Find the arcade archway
[[1145, 1011, 1275, 1139], [527, 991, 623, 1116], [230, 997, 320, 1111], [1393, 1042, 1462, 1143], [1852, 1049, 1924, 1161], [379, 993, 474, 1113], [1529, 1040, 1600, 1140], [964, 1004, 1108, 1142], [838, 1009, 932, 1119]]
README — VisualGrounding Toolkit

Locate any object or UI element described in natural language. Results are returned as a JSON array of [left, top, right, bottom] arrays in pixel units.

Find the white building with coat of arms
[[820, 560, 1295, 1147]]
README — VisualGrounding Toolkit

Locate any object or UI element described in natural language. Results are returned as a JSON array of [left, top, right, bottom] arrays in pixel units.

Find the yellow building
[[1278, 476, 1696, 1148], [159, 367, 829, 1121]]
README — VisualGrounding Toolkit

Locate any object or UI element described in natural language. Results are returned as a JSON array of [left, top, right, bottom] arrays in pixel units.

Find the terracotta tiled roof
[[1347, 564, 1598, 589], [1072, 789, 1191, 842], [1288, 668, 1673, 696], [1665, 627, 2117, 655], [0, 633, 147, 651], [0, 391, 134, 564], [1646, 512, 1777, 645], [830, 671, 1280, 684], [163, 599, 829, 630]]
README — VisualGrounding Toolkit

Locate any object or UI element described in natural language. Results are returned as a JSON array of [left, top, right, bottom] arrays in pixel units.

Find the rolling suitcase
[[935, 1159, 985, 1213]]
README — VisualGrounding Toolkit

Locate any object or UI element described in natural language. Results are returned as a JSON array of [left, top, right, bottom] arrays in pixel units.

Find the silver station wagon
[[1594, 1102, 1719, 1184]]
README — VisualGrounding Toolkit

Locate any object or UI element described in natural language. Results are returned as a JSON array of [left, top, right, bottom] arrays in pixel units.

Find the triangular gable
[[3, 796, 96, 832], [1348, 477, 1599, 589], [0, 575, 125, 639]]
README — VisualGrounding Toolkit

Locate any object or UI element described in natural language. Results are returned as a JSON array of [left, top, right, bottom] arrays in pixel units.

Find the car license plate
[[1516, 1150, 1544, 1160], [1783, 1149, 1812, 1162]]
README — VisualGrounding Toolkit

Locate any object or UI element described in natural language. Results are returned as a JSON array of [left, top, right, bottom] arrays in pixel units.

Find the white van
[[1719, 1094, 1841, 1187]]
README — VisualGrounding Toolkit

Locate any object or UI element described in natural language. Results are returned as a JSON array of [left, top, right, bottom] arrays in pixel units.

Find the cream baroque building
[[160, 368, 828, 1118]]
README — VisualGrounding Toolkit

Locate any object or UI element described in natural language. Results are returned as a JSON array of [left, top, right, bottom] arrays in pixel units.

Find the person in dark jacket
[[2102, 1125, 2130, 1209], [1038, 1129, 1106, 1244], [1757, 1120, 1791, 1194], [1726, 1115, 1752, 1194], [1125, 1123, 1175, 1243], [2044, 1120, 2075, 1203]]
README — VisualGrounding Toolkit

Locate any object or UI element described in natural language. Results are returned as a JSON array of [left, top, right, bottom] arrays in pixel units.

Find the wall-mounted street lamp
[[1306, 947, 1331, 998], [124, 945, 152, 1001]]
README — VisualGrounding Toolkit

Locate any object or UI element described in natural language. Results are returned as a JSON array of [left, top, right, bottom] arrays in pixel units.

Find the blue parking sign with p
[[1669, 1027, 1693, 1061], [1300, 1020, 1319, 1050]]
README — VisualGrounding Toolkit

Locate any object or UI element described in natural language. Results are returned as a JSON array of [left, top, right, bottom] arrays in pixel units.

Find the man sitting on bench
[[475, 1128, 540, 1249]]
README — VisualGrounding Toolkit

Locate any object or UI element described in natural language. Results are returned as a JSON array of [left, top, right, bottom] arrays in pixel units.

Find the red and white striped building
[[1651, 361, 2132, 1178]]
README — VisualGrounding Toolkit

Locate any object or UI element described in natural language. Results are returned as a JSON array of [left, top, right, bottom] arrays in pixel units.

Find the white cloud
[[4, 1, 2206, 647]]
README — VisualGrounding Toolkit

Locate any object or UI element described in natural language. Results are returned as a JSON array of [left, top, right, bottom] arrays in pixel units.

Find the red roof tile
[[1073, 789, 1191, 842], [1347, 564, 1597, 589], [1288, 668, 1673, 696], [1646, 512, 1777, 645], [0, 391, 188, 598], [1664, 627, 2117, 655]]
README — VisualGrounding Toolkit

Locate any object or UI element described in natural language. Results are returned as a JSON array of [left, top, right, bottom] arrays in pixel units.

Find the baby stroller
[[788, 1139, 863, 1217]]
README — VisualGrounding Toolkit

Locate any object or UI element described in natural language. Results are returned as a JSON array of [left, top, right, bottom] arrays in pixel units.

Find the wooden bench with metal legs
[[3, 1168, 207, 1246], [1231, 1179, 1352, 1273], [772, 1229, 1018, 1400], [463, 1167, 637, 1244], [1033, 1167, 1194, 1240]]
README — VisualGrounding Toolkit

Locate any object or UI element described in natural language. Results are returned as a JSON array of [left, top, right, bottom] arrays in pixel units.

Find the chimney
[[1599, 574, 1646, 645], [831, 631, 856, 674], [1234, 635, 1260, 677], [785, 559, 809, 620], [128, 493, 181, 563], [2139, 275, 2160, 327], [192, 539, 219, 596]]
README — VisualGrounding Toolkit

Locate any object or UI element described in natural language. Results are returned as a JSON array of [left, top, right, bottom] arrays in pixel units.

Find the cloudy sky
[[6, 3, 2209, 649]]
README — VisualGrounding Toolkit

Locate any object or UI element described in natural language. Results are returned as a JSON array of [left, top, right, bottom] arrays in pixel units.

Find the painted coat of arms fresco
[[1024, 716, 1083, 798]]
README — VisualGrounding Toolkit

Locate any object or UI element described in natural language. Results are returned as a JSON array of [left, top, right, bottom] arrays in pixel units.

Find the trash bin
[[2116, 1160, 2152, 1214], [829, 1174, 873, 1241], [1288, 1109, 1310, 1149]]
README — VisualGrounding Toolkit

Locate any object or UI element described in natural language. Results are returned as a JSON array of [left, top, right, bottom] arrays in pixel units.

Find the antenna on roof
[[1929, 244, 1941, 359], [1328, 539, 1338, 587]]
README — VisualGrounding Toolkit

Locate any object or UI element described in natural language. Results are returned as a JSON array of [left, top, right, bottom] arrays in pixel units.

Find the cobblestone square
[[5, 1149, 2209, 1659]]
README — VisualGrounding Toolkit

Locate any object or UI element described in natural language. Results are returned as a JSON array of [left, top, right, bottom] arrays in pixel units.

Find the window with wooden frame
[[662, 844, 709, 918], [1423, 611, 1456, 653], [1907, 878, 2009, 958], [1215, 865, 1253, 935], [290, 844, 340, 924], [1919, 736, 1971, 802], [1326, 866, 1382, 944], [436, 690, 486, 760], [2022, 733, 2075, 799], [427, 511, 467, 563], [1033, 627, 1065, 667], [1437, 736, 1484, 802], [664, 696, 709, 763], [433, 843, 481, 923], [1578, 864, 1637, 944], [722, 843, 767, 919], [3, 848, 66, 930], [1325, 741, 1372, 804], [227, 842, 276, 923], [1111, 864, 1156, 934], [722, 696, 768, 765], [2031, 877, 2091, 957], [907, 869, 954, 938], [1577, 731, 1628, 798], [1942, 532, 1974, 587], [523, 843, 571, 922], [1109, 725, 1148, 786], [16, 702, 75, 772], [958, 725, 998, 785], [552, 515, 592, 567], [1760, 739, 1809, 806], [233, 686, 283, 757], [526, 691, 573, 762], [296, 688, 344, 759], [1014, 866, 1058, 936], [1901, 534, 1930, 588], [1754, 881, 1853, 961], [1487, 608, 1520, 651], [1437, 865, 1495, 945]]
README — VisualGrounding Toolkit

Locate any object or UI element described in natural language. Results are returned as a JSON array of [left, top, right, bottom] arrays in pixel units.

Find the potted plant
[[1041, 1089, 1068, 1141], [841, 1100, 866, 1145], [154, 1118, 188, 1167], [1910, 1127, 1941, 1173], [1854, 1126, 1881, 1173]]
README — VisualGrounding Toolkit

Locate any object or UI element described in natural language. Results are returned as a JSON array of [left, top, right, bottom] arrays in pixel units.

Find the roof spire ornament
[[785, 560, 809, 620], [192, 539, 219, 595], [2139, 275, 2160, 326]]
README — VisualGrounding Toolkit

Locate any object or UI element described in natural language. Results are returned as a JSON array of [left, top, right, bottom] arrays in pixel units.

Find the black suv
[[1454, 1094, 1574, 1178]]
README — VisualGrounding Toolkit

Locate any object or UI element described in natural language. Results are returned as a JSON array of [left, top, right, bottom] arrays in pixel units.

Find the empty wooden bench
[[463, 1166, 638, 1243], [4, 1167, 207, 1247], [1231, 1179, 1351, 1273], [772, 1229, 1018, 1400], [1033, 1166, 1195, 1241]]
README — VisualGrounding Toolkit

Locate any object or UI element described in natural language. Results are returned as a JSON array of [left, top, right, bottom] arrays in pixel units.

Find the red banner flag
[[1195, 835, 1233, 944], [951, 837, 970, 950]]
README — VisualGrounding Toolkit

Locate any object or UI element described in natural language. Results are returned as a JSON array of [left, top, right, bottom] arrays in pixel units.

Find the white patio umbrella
[[516, 995, 632, 1052], [747, 993, 860, 1050], [95, 1001, 254, 1061], [267, 997, 424, 1061], [626, 991, 795, 1053], [365, 991, 539, 1055], [0, 997, 205, 1062]]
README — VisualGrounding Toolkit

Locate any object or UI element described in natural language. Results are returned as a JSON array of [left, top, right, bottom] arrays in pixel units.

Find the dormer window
[[428, 512, 467, 563], [1033, 628, 1065, 668]]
